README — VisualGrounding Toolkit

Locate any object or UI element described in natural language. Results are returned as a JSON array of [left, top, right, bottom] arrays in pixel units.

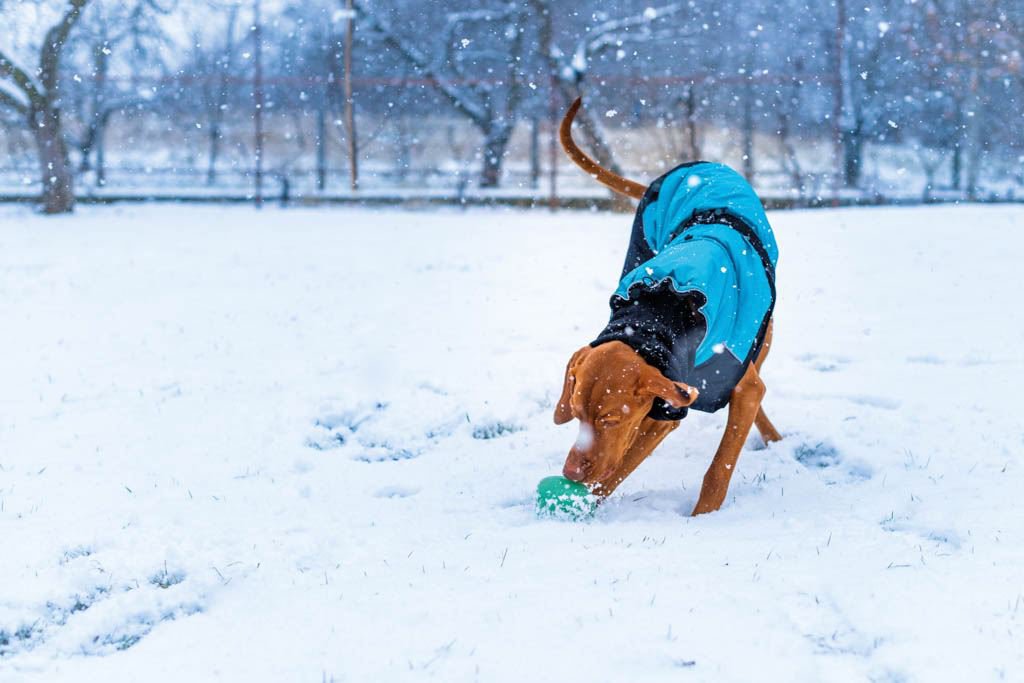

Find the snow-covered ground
[[1, 203, 1022, 682]]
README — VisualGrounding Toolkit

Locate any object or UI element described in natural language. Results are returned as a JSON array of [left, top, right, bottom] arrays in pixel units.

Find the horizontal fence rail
[[2, 70, 1021, 211]]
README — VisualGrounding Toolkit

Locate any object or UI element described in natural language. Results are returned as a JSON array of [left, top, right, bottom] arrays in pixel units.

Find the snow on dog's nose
[[574, 423, 594, 451], [563, 424, 595, 481]]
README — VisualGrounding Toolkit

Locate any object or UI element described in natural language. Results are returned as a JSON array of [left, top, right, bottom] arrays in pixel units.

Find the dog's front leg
[[692, 364, 766, 515], [592, 417, 678, 497]]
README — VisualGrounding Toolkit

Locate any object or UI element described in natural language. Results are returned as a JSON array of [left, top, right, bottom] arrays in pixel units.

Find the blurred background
[[1, 0, 1022, 212]]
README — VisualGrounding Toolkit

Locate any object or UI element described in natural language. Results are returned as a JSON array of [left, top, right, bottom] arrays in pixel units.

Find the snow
[[1, 203, 1023, 681]]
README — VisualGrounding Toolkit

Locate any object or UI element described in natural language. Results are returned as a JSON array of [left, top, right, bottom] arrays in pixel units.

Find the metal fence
[[2, 72, 1022, 209]]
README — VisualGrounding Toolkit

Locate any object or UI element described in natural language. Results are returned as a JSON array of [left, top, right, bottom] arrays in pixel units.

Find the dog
[[554, 98, 782, 516]]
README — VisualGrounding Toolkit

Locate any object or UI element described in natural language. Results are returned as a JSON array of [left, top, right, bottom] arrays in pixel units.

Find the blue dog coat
[[592, 161, 778, 418]]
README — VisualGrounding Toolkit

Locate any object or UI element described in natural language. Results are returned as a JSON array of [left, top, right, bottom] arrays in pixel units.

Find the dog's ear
[[640, 367, 699, 409], [554, 347, 590, 425]]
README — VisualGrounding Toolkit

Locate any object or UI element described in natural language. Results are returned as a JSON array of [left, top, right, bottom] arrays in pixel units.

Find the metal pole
[[529, 116, 540, 189], [833, 0, 846, 204], [343, 0, 358, 191], [317, 105, 327, 191], [536, 2, 558, 210], [548, 75, 558, 210], [742, 73, 754, 182], [253, 0, 264, 208]]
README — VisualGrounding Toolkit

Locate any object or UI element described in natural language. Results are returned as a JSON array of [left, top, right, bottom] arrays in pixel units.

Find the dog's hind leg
[[692, 364, 766, 516], [752, 318, 782, 444], [755, 408, 782, 443]]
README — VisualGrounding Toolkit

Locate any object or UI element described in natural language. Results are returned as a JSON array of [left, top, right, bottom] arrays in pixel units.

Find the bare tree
[[188, 4, 240, 186], [906, 0, 1022, 198], [73, 34, 114, 184], [679, 85, 701, 161], [354, 0, 529, 187], [961, 9, 1021, 198], [773, 83, 807, 199], [527, 0, 697, 185], [65, 1, 169, 187], [757, 53, 810, 200], [0, 0, 91, 213], [834, 0, 921, 189], [645, 85, 703, 169]]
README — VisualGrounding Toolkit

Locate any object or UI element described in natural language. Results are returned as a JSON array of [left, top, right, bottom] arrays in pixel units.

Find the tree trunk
[[395, 116, 411, 183], [842, 125, 862, 188], [951, 144, 962, 191], [32, 106, 74, 214], [95, 117, 106, 187], [78, 40, 109, 181], [529, 116, 540, 189], [741, 80, 754, 182], [206, 121, 221, 186], [966, 142, 982, 201], [683, 86, 700, 160], [78, 134, 93, 175], [479, 123, 512, 188], [316, 104, 327, 191]]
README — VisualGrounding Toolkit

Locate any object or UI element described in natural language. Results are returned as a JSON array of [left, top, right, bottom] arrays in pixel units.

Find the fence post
[[547, 74, 559, 211], [832, 0, 846, 205], [317, 104, 327, 192], [253, 0, 265, 209], [742, 73, 754, 182], [342, 0, 358, 192], [529, 116, 540, 190]]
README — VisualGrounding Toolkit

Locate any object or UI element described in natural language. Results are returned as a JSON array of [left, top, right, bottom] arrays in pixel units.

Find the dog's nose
[[563, 452, 588, 481], [563, 461, 585, 481]]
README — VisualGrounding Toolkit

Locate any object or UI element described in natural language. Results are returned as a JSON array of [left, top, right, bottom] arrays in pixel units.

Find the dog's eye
[[598, 415, 622, 427]]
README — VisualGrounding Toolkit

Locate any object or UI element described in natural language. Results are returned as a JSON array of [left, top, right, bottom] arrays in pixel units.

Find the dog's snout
[[563, 449, 589, 481], [563, 460, 586, 481]]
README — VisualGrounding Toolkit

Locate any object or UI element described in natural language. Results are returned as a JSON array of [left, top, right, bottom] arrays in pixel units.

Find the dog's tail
[[559, 97, 646, 200]]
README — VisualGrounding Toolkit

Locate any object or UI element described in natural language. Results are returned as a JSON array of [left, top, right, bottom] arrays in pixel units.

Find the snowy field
[[1, 203, 1023, 682]]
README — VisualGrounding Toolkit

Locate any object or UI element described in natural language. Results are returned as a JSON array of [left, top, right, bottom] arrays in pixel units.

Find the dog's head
[[553, 341, 697, 489]]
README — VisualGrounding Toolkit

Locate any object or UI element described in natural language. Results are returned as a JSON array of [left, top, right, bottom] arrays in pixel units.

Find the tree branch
[[39, 0, 92, 95], [574, 3, 693, 79], [0, 84, 28, 116], [0, 49, 43, 106], [525, 0, 667, 177], [354, 0, 489, 126], [502, 11, 527, 123]]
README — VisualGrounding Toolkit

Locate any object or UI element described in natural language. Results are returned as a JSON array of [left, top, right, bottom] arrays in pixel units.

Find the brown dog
[[554, 99, 782, 516]]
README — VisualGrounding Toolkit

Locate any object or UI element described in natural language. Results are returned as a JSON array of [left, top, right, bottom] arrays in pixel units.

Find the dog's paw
[[307, 390, 467, 462], [796, 352, 851, 373], [373, 485, 421, 499], [1, 560, 206, 660], [471, 420, 524, 440], [787, 437, 873, 483]]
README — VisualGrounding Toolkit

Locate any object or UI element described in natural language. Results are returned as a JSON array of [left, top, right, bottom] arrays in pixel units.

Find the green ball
[[535, 476, 597, 519]]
